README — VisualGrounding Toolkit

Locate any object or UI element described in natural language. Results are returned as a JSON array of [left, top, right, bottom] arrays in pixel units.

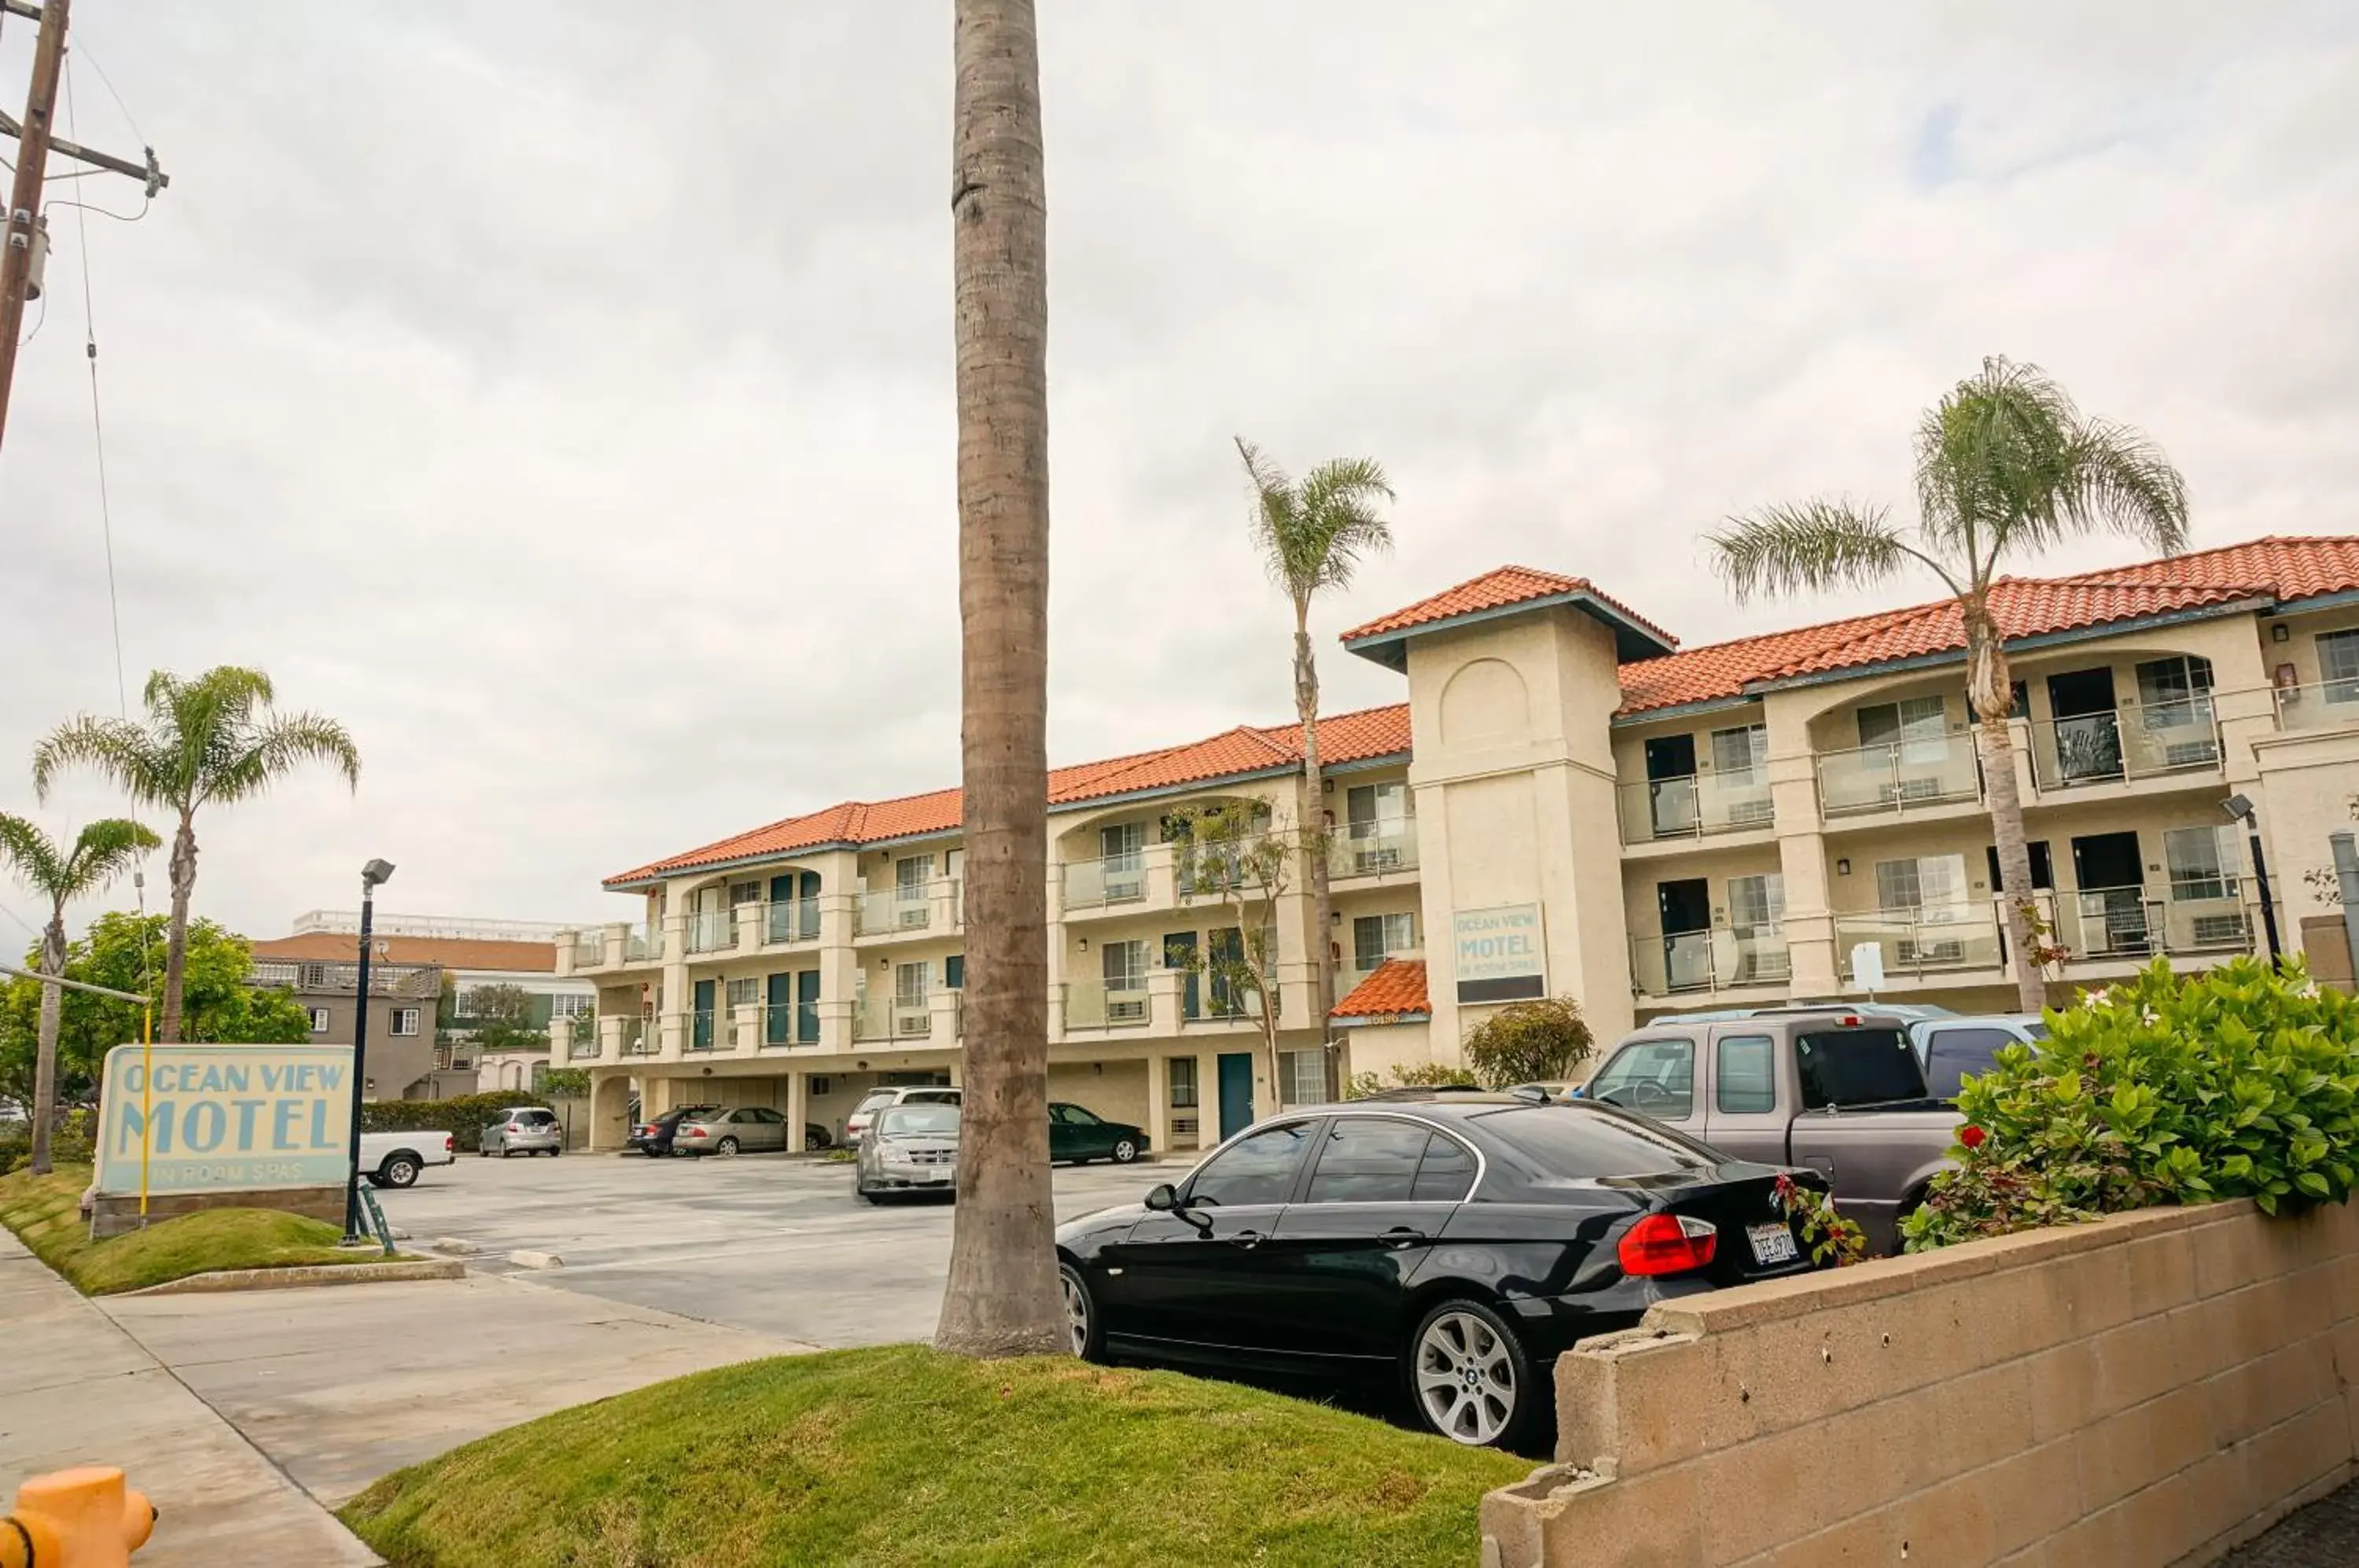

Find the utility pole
[[0, 0, 167, 459]]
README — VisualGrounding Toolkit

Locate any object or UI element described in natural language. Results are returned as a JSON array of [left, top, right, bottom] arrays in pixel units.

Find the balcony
[[1063, 852, 1149, 912], [1629, 926, 1791, 996], [765, 896, 823, 944], [757, 1001, 822, 1049], [1816, 734, 1981, 819], [2054, 885, 2254, 961], [615, 1017, 657, 1058], [1616, 773, 1775, 845], [683, 1009, 723, 1051], [855, 882, 954, 938], [1330, 823, 1419, 878], [624, 923, 665, 963], [2029, 701, 2220, 791], [570, 933, 604, 970], [2273, 680, 2359, 733], [685, 908, 738, 955], [1065, 978, 1151, 1030], [567, 1032, 601, 1061], [1835, 906, 2004, 981], [853, 993, 936, 1043]]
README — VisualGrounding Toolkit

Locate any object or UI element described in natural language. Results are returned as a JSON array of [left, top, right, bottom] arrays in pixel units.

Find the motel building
[[550, 537, 2359, 1158]]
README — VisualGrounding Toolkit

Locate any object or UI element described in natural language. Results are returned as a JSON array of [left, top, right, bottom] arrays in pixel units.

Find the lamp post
[[2222, 795, 2283, 966], [342, 858, 396, 1243]]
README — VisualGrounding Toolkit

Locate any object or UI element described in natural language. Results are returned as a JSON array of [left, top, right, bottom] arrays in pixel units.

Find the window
[[1875, 854, 1966, 913], [1100, 940, 1148, 1023], [944, 955, 965, 990], [894, 962, 929, 1008], [727, 879, 763, 906], [1588, 1039, 1695, 1120], [1187, 1121, 1316, 1206], [1715, 1033, 1778, 1114], [550, 994, 593, 1020], [1922, 1026, 2020, 1099], [1480, 1106, 1713, 1176], [895, 856, 934, 897], [1054, 1104, 1102, 1125], [1168, 1057, 1199, 1110], [1857, 696, 1946, 751], [1352, 911, 1415, 970], [2134, 655, 2214, 715], [307, 1007, 331, 1034], [1725, 874, 1784, 930], [1280, 1048, 1327, 1106], [1794, 1029, 1925, 1110], [1346, 782, 1409, 834], [742, 1107, 784, 1124], [2322, 629, 2359, 703], [1709, 724, 1768, 779], [2164, 826, 2239, 901], [1411, 1136, 1478, 1202], [391, 1008, 421, 1037], [1985, 841, 2055, 893], [1304, 1118, 1431, 1202], [1100, 821, 1146, 867], [725, 977, 760, 1009]]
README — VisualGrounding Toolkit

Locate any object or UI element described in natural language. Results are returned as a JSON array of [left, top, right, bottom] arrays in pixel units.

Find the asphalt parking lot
[[377, 1148, 1171, 1345]]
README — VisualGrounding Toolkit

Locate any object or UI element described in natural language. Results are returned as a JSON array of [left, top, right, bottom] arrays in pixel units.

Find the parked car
[[1049, 1102, 1147, 1165], [480, 1106, 565, 1158], [1908, 1014, 2048, 1099], [845, 1085, 961, 1147], [626, 1104, 719, 1157], [675, 1106, 796, 1157], [358, 1128, 456, 1189], [1584, 1009, 1960, 1253], [855, 1102, 962, 1202], [1055, 1095, 1828, 1450]]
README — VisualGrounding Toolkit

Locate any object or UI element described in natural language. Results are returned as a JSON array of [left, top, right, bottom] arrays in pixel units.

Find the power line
[[64, 61, 127, 717]]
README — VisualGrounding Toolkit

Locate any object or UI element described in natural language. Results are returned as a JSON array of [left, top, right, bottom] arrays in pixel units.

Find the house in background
[[246, 951, 458, 1101]]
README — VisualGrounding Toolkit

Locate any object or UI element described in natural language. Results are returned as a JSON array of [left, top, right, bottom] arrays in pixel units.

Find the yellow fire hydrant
[[0, 1467, 156, 1567]]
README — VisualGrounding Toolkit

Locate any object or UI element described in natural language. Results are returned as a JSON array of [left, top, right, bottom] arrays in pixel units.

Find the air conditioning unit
[[895, 1014, 931, 1037]]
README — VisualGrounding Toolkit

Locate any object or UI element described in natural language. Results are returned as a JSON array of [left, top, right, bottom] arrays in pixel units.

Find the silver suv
[[845, 1085, 961, 1147], [480, 1106, 565, 1158]]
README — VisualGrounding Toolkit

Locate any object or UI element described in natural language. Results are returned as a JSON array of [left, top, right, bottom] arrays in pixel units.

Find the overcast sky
[[2, 2, 2353, 948]]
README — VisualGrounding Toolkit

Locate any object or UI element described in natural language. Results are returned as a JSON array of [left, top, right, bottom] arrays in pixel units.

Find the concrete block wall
[[1481, 1198, 2359, 1568]]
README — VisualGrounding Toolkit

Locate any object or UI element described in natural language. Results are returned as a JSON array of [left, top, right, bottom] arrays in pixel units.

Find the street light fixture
[[342, 858, 396, 1244], [2221, 796, 2283, 966]]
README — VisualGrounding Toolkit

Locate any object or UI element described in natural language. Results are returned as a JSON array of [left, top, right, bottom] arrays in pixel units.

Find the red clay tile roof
[[249, 933, 556, 973], [1613, 536, 2358, 717], [606, 704, 1415, 885], [1341, 565, 1678, 653], [1330, 959, 1430, 1022]]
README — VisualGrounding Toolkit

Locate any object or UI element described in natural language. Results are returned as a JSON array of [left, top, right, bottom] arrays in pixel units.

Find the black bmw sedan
[[1054, 1094, 1827, 1449]]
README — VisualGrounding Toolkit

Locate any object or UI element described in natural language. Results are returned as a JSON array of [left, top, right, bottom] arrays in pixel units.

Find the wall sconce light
[[1323, 778, 1334, 793], [1836, 858, 1852, 875], [1330, 911, 1342, 926], [2272, 622, 2291, 643], [1078, 936, 1090, 951]]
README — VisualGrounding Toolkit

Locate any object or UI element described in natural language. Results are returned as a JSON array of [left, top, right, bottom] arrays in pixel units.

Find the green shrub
[[1903, 958, 2359, 1251], [362, 1091, 551, 1152], [1345, 1061, 1478, 1099], [1463, 996, 1595, 1090]]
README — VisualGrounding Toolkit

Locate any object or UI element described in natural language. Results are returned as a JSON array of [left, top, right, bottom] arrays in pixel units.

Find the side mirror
[[1144, 1182, 1178, 1212]]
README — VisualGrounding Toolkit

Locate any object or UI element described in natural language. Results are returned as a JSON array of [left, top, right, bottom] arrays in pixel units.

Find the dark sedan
[[1054, 1095, 1827, 1450], [624, 1105, 719, 1157], [1049, 1102, 1147, 1165]]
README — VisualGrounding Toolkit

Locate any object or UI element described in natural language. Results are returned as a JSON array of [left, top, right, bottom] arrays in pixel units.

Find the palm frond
[[2058, 418, 2190, 556], [0, 814, 68, 896], [1294, 457, 1396, 594], [31, 714, 175, 807], [63, 819, 161, 899], [1707, 501, 1946, 602], [202, 712, 362, 805]]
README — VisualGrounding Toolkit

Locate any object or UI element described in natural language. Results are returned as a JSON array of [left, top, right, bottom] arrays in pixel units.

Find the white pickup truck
[[359, 1128, 457, 1189]]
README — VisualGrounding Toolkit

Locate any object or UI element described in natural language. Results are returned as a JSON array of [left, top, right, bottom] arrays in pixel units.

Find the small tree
[[1347, 1061, 1478, 1099], [1463, 996, 1595, 1090], [458, 982, 546, 1055], [1170, 801, 1323, 1110]]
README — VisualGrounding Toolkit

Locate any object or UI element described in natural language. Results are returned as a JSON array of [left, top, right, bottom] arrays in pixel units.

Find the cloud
[[1, 0, 2353, 943]]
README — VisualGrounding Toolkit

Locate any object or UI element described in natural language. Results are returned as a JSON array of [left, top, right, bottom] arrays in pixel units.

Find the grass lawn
[[0, 1165, 402, 1295], [340, 1345, 1529, 1568]]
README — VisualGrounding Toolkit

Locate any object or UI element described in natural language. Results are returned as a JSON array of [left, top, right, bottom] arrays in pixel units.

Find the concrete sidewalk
[[0, 1226, 379, 1566]]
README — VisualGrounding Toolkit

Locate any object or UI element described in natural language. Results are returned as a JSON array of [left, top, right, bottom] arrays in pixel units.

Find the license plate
[[1746, 1222, 1799, 1266]]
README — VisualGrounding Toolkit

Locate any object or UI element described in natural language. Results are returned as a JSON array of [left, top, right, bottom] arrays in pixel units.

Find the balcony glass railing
[[765, 896, 823, 944], [567, 1035, 601, 1060], [1330, 823, 1419, 878], [571, 936, 605, 970], [856, 888, 935, 937], [1835, 906, 2004, 979], [1816, 734, 1981, 818], [2273, 679, 2359, 733], [624, 923, 664, 962], [1062, 853, 1149, 911], [1065, 978, 1151, 1029], [1616, 772, 1776, 845], [617, 1018, 657, 1057], [2030, 701, 2219, 790], [685, 908, 737, 955], [1628, 926, 1790, 996], [852, 993, 935, 1042]]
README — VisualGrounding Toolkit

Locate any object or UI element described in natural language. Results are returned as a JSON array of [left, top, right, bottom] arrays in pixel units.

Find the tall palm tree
[[1236, 438, 1395, 1094], [935, 0, 1062, 1358], [33, 668, 359, 1044], [0, 814, 159, 1172], [1709, 357, 2189, 1012]]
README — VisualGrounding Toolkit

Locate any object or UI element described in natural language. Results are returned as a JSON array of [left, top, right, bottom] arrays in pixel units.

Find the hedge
[[361, 1092, 552, 1153]]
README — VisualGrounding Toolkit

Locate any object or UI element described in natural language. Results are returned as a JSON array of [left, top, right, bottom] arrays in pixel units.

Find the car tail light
[[687, 1128, 708, 1138], [443, 1135, 454, 1152], [506, 1124, 522, 1133], [1618, 1214, 1718, 1277]]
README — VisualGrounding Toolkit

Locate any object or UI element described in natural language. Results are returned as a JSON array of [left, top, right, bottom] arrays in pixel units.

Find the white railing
[[1330, 824, 1419, 878], [1616, 772, 1776, 845], [1816, 734, 1981, 818], [765, 896, 822, 944], [1629, 926, 1790, 996], [856, 885, 937, 937], [2273, 679, 2359, 733], [624, 923, 665, 962], [1835, 906, 2004, 979], [1065, 978, 1150, 1029], [853, 993, 934, 1042], [1062, 852, 1149, 911], [685, 908, 736, 954], [2030, 701, 2220, 790]]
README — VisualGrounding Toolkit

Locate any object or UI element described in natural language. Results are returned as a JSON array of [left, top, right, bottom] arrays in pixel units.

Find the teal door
[[765, 973, 792, 1046], [1216, 1052, 1254, 1139], [796, 970, 821, 1042], [692, 978, 716, 1049]]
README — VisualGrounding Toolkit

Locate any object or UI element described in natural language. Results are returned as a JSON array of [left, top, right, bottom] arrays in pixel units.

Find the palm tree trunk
[[28, 915, 64, 1176], [1293, 601, 1338, 1100], [936, 0, 1062, 1360], [160, 812, 197, 1044], [1971, 624, 2047, 1014]]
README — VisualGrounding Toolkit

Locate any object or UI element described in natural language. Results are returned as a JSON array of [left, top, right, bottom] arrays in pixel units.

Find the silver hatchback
[[480, 1106, 565, 1158], [675, 1105, 793, 1157], [854, 1102, 960, 1202]]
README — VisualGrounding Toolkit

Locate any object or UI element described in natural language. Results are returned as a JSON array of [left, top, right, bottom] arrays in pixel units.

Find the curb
[[116, 1258, 466, 1297]]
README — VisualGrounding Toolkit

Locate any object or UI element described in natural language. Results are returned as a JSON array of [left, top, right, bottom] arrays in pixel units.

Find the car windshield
[[1796, 1029, 1927, 1109], [2023, 1021, 2050, 1041], [1474, 1106, 1717, 1176], [852, 1092, 896, 1116], [878, 1105, 961, 1138]]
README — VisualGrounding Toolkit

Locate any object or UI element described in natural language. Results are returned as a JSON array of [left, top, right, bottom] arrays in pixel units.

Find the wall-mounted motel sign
[[1452, 904, 1547, 1004], [95, 1043, 357, 1197]]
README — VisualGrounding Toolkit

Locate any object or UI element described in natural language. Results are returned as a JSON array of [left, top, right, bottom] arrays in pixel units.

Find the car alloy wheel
[[1110, 1138, 1138, 1164], [1058, 1263, 1098, 1360], [383, 1157, 420, 1188], [1411, 1305, 1521, 1448], [716, 1136, 741, 1158]]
